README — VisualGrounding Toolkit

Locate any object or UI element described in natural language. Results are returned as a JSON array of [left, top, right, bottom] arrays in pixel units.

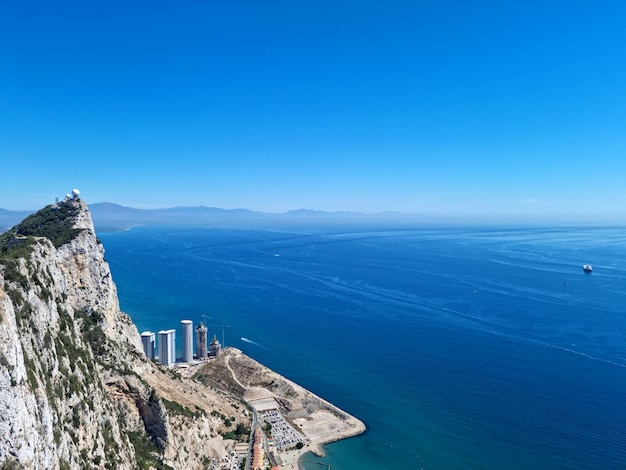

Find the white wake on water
[[240, 337, 269, 350]]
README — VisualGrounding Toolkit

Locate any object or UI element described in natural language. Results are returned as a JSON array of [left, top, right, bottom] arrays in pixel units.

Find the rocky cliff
[[0, 198, 250, 470]]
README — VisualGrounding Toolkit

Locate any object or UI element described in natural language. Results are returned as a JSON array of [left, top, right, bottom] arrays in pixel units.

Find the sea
[[97, 224, 626, 470]]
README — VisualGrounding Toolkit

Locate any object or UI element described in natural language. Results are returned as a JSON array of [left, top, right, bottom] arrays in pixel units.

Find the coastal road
[[224, 354, 257, 470]]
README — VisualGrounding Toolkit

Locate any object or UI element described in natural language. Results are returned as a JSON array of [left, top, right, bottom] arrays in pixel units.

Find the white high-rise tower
[[158, 329, 176, 366], [141, 331, 155, 359]]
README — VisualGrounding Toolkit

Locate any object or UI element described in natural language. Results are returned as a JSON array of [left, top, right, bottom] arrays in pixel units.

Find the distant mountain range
[[0, 208, 32, 232], [87, 202, 427, 231], [0, 202, 426, 233]]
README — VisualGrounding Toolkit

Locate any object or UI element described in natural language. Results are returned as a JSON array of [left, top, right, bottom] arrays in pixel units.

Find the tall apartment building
[[141, 331, 155, 359], [195, 322, 208, 359], [158, 329, 176, 366], [181, 320, 193, 362]]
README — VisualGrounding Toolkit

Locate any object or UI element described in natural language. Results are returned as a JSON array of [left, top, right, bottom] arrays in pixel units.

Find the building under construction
[[181, 320, 193, 362], [209, 334, 221, 358], [195, 322, 208, 359]]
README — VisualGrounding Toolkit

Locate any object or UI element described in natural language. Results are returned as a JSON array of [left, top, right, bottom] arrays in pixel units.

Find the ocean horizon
[[98, 224, 626, 469]]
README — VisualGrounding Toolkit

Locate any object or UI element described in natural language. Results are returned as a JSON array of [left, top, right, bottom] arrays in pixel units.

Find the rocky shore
[[195, 348, 366, 466]]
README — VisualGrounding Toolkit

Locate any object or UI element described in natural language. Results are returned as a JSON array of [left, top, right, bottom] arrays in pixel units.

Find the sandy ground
[[220, 349, 366, 467], [187, 348, 366, 469]]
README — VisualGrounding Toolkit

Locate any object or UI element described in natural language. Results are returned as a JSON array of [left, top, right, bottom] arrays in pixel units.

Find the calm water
[[98, 225, 626, 469]]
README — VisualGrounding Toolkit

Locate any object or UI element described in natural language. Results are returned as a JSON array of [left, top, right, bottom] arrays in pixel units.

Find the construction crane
[[220, 324, 230, 347], [209, 324, 230, 348]]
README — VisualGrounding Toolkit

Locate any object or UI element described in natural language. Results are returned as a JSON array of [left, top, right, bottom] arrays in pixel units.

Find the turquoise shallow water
[[98, 225, 626, 469]]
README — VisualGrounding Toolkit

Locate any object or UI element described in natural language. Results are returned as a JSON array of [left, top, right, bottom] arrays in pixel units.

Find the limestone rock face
[[54, 201, 145, 369], [0, 198, 250, 469]]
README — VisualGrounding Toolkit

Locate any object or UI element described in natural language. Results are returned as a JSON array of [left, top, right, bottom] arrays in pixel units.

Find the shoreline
[[273, 371, 367, 452], [294, 418, 367, 469], [281, 411, 366, 466], [217, 349, 366, 469]]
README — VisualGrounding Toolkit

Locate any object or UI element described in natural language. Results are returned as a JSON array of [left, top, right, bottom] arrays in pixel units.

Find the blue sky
[[1, 1, 625, 221]]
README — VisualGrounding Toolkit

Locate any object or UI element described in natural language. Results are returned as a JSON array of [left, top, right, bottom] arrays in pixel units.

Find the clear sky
[[1, 1, 625, 221]]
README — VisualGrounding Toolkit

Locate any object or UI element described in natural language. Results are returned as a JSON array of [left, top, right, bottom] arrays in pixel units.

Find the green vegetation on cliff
[[0, 201, 83, 255], [128, 431, 174, 470], [0, 201, 84, 296], [161, 398, 206, 419]]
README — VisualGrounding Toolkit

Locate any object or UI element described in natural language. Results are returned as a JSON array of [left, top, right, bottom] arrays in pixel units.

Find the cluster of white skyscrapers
[[140, 319, 218, 367]]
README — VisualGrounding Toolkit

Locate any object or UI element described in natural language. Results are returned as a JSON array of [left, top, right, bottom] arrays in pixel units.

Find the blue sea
[[98, 225, 626, 469]]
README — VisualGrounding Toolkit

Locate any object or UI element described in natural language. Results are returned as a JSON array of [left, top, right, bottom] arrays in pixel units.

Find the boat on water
[[582, 264, 593, 273]]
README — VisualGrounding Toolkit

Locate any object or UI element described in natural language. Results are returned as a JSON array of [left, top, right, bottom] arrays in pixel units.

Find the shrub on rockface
[[1, 202, 83, 251], [128, 431, 174, 470]]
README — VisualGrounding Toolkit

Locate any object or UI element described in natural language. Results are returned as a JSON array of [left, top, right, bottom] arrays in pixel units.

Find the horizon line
[[1, 201, 625, 226]]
